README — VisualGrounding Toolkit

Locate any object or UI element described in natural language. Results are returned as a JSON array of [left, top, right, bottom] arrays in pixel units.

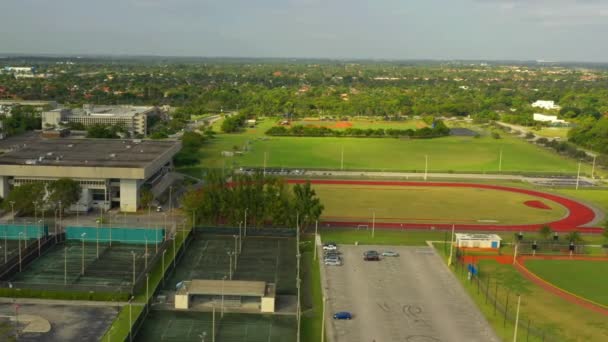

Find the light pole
[[64, 246, 68, 285], [372, 211, 376, 239], [314, 220, 318, 260], [146, 273, 150, 311], [221, 276, 226, 317], [296, 253, 301, 342], [3, 230, 7, 264], [244, 209, 248, 237], [34, 201, 38, 226], [424, 155, 428, 181], [340, 145, 344, 170], [233, 234, 238, 264], [499, 148, 503, 172], [576, 160, 582, 190], [513, 295, 522, 342], [131, 251, 136, 285], [238, 221, 243, 253], [128, 296, 134, 342], [321, 297, 327, 342], [227, 251, 233, 280], [162, 250, 167, 286], [81, 233, 87, 275], [9, 201, 15, 223], [447, 224, 455, 266], [96, 219, 100, 259], [173, 235, 176, 268], [144, 236, 149, 269], [592, 155, 597, 179], [18, 232, 24, 272]]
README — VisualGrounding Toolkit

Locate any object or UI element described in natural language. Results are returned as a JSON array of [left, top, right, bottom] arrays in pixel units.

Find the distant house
[[533, 113, 568, 124], [532, 100, 560, 110], [246, 119, 257, 127]]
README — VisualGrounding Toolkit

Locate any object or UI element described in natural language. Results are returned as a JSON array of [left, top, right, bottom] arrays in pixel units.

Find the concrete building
[[531, 100, 560, 110], [174, 280, 276, 313], [42, 105, 160, 136], [0, 100, 58, 116], [533, 113, 568, 125], [455, 233, 502, 249], [2, 67, 36, 78], [0, 136, 181, 212]]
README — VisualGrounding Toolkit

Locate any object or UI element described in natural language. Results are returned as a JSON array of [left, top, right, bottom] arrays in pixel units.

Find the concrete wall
[[120, 179, 140, 212], [261, 296, 275, 313], [175, 294, 189, 309], [0, 176, 8, 198]]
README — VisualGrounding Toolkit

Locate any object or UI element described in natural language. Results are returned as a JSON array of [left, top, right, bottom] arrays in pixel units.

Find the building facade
[[0, 137, 181, 212], [42, 105, 160, 136]]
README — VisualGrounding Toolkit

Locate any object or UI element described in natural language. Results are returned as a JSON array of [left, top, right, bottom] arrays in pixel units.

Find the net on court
[[7, 241, 158, 292], [164, 235, 297, 295], [135, 310, 296, 342]]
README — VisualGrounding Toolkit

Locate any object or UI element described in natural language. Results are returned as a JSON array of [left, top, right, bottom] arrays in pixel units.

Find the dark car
[[333, 311, 352, 320], [363, 250, 380, 261]]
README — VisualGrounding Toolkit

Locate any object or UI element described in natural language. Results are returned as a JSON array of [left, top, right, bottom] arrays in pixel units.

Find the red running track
[[287, 179, 602, 233]]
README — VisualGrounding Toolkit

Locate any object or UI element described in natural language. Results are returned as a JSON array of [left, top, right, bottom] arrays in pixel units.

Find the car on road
[[363, 250, 380, 261], [324, 258, 342, 266], [333, 311, 352, 320], [382, 251, 399, 257], [323, 242, 337, 251]]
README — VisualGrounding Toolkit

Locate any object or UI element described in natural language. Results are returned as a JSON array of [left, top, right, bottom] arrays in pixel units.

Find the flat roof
[[49, 105, 155, 117], [178, 280, 270, 297], [455, 233, 502, 240], [0, 134, 179, 168]]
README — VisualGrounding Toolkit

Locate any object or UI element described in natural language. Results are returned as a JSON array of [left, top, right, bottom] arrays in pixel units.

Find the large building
[[42, 105, 160, 136], [531, 100, 560, 110], [0, 135, 181, 212]]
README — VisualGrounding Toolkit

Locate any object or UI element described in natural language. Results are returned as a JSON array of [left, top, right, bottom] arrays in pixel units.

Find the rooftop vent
[[68, 144, 73, 148]]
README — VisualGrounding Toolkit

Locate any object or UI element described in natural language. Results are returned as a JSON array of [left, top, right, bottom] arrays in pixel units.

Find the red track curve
[[287, 179, 602, 233]]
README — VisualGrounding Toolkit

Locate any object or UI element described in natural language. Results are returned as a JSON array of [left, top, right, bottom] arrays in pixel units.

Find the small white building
[[455, 233, 502, 249], [531, 100, 560, 110], [533, 113, 567, 124]]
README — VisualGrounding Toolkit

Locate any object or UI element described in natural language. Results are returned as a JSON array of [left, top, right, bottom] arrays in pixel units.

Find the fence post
[[494, 280, 499, 315], [504, 290, 510, 328], [485, 276, 490, 304]]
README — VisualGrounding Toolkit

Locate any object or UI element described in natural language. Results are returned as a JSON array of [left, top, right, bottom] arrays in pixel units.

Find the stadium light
[[128, 296, 134, 342], [592, 155, 596, 179], [576, 160, 582, 190], [244, 208, 248, 237], [513, 295, 522, 342], [81, 232, 87, 275], [314, 220, 318, 260], [144, 236, 149, 269], [424, 155, 428, 181], [131, 251, 136, 285], [18, 232, 24, 272], [162, 250, 167, 286], [64, 246, 68, 285], [321, 297, 327, 342], [221, 276, 226, 318]]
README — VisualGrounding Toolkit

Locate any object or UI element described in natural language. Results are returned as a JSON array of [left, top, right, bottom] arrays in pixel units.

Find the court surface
[[321, 245, 499, 342]]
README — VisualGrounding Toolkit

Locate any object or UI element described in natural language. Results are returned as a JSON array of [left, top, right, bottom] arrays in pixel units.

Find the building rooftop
[[49, 105, 155, 117], [0, 135, 179, 168], [455, 233, 502, 240], [177, 279, 272, 297]]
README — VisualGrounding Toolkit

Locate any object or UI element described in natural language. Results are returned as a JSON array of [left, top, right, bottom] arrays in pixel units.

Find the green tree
[[2, 183, 46, 216], [48, 178, 82, 211], [565, 231, 583, 243], [140, 188, 154, 209], [292, 181, 324, 232], [539, 225, 552, 240]]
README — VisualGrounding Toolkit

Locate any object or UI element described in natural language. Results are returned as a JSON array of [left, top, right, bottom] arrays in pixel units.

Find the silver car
[[324, 258, 342, 266], [382, 251, 399, 257]]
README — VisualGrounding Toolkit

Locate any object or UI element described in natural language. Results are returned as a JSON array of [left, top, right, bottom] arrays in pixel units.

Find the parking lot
[[321, 245, 499, 342]]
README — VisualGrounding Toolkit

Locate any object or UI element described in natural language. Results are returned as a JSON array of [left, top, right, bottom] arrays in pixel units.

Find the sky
[[1, 0, 608, 62]]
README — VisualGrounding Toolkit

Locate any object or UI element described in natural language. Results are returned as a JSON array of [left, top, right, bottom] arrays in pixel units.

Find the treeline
[[181, 171, 323, 230], [0, 105, 41, 136], [266, 121, 450, 138], [221, 113, 249, 133], [568, 117, 608, 154]]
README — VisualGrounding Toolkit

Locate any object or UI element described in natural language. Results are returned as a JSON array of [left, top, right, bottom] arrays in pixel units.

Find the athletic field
[[183, 119, 598, 176], [524, 259, 608, 306], [289, 118, 427, 130], [314, 183, 568, 225]]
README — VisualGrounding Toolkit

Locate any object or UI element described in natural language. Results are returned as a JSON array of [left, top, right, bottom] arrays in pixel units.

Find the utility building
[[0, 136, 181, 212]]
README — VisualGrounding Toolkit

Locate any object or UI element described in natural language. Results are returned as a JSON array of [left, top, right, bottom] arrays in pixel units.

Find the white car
[[324, 258, 342, 266], [323, 242, 337, 251], [382, 251, 399, 257]]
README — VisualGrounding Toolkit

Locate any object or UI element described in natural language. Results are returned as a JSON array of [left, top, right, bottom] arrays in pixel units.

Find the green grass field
[[525, 260, 608, 306], [186, 118, 598, 176], [533, 127, 571, 140], [434, 247, 608, 342], [313, 183, 568, 225]]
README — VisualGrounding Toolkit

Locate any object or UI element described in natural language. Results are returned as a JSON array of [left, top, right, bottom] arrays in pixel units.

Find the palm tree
[[292, 181, 324, 232], [539, 225, 552, 240]]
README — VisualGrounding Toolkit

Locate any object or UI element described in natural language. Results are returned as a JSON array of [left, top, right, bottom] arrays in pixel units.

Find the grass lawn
[[435, 247, 608, 342], [313, 183, 568, 225], [525, 259, 608, 306], [300, 236, 324, 342], [187, 118, 597, 176], [533, 127, 571, 140]]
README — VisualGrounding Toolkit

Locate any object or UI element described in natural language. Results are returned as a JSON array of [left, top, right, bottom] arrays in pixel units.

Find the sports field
[[184, 119, 597, 176], [135, 311, 296, 342], [0, 239, 35, 266], [524, 259, 608, 306], [8, 241, 153, 292], [164, 234, 297, 294], [290, 118, 427, 130], [314, 183, 568, 225]]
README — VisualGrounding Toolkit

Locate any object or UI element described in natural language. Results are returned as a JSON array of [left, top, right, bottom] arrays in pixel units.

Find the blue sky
[[1, 0, 607, 61]]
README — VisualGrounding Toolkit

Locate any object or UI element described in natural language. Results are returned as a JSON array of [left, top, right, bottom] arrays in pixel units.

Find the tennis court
[[0, 239, 37, 266], [135, 310, 296, 342], [164, 234, 297, 295], [7, 241, 161, 292]]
